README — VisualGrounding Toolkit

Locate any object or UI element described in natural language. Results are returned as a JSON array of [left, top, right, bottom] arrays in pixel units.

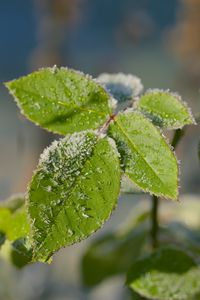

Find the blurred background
[[0, 0, 200, 299]]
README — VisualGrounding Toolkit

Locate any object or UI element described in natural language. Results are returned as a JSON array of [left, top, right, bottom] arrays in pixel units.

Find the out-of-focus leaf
[[130, 290, 147, 300], [82, 211, 150, 286], [28, 131, 121, 262], [0, 195, 29, 241], [6, 67, 111, 135], [127, 247, 200, 300], [159, 223, 200, 260], [0, 195, 32, 267], [108, 110, 178, 200], [0, 194, 24, 212], [0, 239, 32, 268], [0, 232, 5, 248], [136, 90, 195, 129]]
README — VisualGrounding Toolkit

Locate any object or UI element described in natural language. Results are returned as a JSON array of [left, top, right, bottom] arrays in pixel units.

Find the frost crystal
[[39, 131, 98, 189]]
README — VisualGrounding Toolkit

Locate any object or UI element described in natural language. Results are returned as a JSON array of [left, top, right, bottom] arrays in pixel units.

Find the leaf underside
[[127, 247, 200, 300], [136, 90, 194, 129], [108, 111, 178, 200], [6, 67, 111, 135], [97, 73, 143, 103], [28, 131, 121, 262]]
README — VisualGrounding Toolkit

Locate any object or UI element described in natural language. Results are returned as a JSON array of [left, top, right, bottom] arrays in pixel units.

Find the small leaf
[[11, 238, 32, 268], [127, 247, 200, 300], [5, 67, 111, 135], [0, 193, 24, 212], [97, 73, 143, 103], [136, 90, 195, 129], [28, 131, 121, 262], [0, 195, 30, 241], [130, 290, 146, 300], [82, 224, 148, 286], [0, 239, 32, 268], [0, 232, 5, 247], [108, 111, 178, 200]]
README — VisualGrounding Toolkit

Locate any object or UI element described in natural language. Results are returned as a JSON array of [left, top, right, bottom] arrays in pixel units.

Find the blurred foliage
[[0, 194, 32, 268], [127, 247, 200, 300], [81, 195, 200, 299], [82, 211, 150, 286]]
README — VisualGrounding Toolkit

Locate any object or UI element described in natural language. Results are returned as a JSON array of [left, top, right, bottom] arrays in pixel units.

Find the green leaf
[[28, 131, 121, 262], [82, 224, 148, 286], [130, 290, 146, 300], [0, 195, 30, 241], [127, 247, 200, 300], [0, 193, 24, 212], [0, 232, 5, 247], [108, 111, 178, 200], [97, 73, 143, 103], [0, 239, 32, 268], [159, 223, 200, 260], [5, 67, 111, 135], [136, 90, 195, 129]]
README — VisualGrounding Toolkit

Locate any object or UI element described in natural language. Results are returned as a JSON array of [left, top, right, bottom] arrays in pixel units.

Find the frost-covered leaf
[[127, 247, 200, 300], [28, 131, 121, 262], [97, 73, 143, 103], [82, 219, 148, 286], [108, 111, 178, 200], [0, 195, 30, 241], [136, 90, 195, 129], [5, 67, 111, 135]]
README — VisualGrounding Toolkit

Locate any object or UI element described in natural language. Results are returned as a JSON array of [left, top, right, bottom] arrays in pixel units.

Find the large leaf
[[108, 111, 178, 200], [5, 67, 111, 135], [136, 90, 194, 129], [82, 214, 149, 286], [127, 247, 200, 300], [28, 131, 121, 262], [0, 195, 29, 241]]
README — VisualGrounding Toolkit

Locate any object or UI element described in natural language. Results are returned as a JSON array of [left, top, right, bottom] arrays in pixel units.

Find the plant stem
[[150, 128, 185, 250], [151, 195, 159, 249], [171, 128, 185, 149]]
